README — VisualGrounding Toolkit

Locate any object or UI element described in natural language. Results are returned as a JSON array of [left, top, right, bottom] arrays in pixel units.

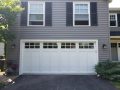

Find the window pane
[[29, 21, 43, 25], [35, 43, 40, 46], [25, 43, 29, 45], [25, 46, 29, 48], [110, 21, 116, 26], [30, 43, 34, 45], [75, 4, 88, 14], [61, 42, 76, 49], [79, 42, 94, 49], [30, 46, 34, 48], [111, 43, 117, 48], [79, 9, 88, 14], [30, 4, 43, 14], [75, 21, 89, 25], [74, 3, 89, 25], [75, 14, 89, 20], [35, 46, 40, 48], [43, 42, 58, 49], [80, 4, 88, 9], [43, 46, 47, 48], [89, 46, 94, 49], [29, 14, 43, 21], [89, 43, 94, 45], [110, 15, 116, 21]]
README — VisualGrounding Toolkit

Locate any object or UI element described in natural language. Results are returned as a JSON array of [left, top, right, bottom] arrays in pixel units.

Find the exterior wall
[[8, 0, 110, 71]]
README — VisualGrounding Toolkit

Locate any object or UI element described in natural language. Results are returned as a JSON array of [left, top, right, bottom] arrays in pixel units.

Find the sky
[[109, 0, 120, 8]]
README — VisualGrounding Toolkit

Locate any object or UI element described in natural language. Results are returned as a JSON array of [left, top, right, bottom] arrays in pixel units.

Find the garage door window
[[79, 42, 94, 49], [43, 42, 58, 49], [25, 42, 40, 49], [61, 42, 76, 49]]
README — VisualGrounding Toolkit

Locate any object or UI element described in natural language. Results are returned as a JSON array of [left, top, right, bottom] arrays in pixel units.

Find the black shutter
[[20, 2, 28, 26], [90, 2, 98, 26], [66, 2, 73, 26], [45, 2, 52, 26], [117, 14, 120, 27]]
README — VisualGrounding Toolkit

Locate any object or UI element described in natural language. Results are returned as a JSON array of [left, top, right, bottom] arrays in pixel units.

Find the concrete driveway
[[2, 75, 118, 90]]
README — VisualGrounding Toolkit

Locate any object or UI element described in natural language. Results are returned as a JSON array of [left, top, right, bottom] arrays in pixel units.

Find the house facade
[[7, 0, 111, 75], [110, 8, 120, 61]]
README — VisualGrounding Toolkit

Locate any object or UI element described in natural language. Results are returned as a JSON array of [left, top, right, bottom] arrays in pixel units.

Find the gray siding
[[8, 0, 110, 67]]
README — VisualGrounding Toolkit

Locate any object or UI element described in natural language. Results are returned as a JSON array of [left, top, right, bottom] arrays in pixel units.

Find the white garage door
[[20, 40, 98, 75]]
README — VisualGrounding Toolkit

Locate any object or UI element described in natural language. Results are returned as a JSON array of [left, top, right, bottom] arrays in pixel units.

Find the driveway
[[2, 75, 118, 90]]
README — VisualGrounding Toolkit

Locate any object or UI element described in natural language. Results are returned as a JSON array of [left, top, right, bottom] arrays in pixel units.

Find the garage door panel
[[59, 53, 69, 72], [78, 52, 88, 73], [31, 52, 40, 72], [22, 51, 32, 73], [87, 52, 98, 72], [49, 53, 60, 72], [20, 40, 98, 74], [39, 53, 50, 72]]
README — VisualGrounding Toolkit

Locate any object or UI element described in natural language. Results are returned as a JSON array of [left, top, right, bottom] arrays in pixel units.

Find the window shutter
[[66, 2, 73, 26], [90, 2, 98, 26], [45, 2, 52, 26], [117, 14, 120, 27], [20, 2, 28, 26]]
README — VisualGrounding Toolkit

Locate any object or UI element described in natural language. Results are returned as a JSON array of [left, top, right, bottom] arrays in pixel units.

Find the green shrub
[[0, 82, 6, 89], [95, 61, 120, 81]]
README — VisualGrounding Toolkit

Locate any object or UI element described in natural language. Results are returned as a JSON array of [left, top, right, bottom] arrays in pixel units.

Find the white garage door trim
[[19, 39, 98, 75]]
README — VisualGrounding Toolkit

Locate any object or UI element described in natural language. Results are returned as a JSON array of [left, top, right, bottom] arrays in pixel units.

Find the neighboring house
[[7, 0, 111, 75], [110, 8, 120, 61]]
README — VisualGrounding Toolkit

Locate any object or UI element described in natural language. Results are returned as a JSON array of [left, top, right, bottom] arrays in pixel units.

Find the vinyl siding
[[8, 0, 110, 67]]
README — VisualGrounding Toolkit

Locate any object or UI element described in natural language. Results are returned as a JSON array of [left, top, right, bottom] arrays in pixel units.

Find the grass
[[112, 81, 120, 90]]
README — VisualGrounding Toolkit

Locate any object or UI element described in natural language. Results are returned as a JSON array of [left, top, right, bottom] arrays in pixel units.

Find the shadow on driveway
[[2, 75, 118, 90]]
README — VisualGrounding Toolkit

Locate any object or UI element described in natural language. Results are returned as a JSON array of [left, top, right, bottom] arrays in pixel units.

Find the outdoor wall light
[[102, 44, 107, 49], [11, 44, 16, 49]]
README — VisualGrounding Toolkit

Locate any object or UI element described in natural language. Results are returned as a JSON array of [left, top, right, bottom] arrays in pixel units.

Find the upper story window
[[73, 2, 90, 26], [28, 1, 45, 26], [109, 14, 117, 27]]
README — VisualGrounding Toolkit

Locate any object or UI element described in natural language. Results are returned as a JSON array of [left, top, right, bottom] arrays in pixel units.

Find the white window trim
[[27, 1, 45, 26], [109, 13, 118, 27], [73, 2, 91, 26]]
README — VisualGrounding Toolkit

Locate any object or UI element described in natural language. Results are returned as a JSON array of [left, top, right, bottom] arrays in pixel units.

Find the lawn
[[112, 81, 120, 90]]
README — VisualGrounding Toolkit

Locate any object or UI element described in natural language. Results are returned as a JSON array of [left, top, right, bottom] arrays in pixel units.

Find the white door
[[20, 40, 98, 75]]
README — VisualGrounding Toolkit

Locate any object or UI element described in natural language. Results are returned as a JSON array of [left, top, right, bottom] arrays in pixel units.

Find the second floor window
[[109, 14, 117, 27], [73, 2, 90, 26], [28, 2, 45, 26]]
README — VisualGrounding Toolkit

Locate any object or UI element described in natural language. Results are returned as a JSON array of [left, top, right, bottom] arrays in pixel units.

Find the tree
[[0, 0, 23, 42], [0, 0, 23, 59]]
